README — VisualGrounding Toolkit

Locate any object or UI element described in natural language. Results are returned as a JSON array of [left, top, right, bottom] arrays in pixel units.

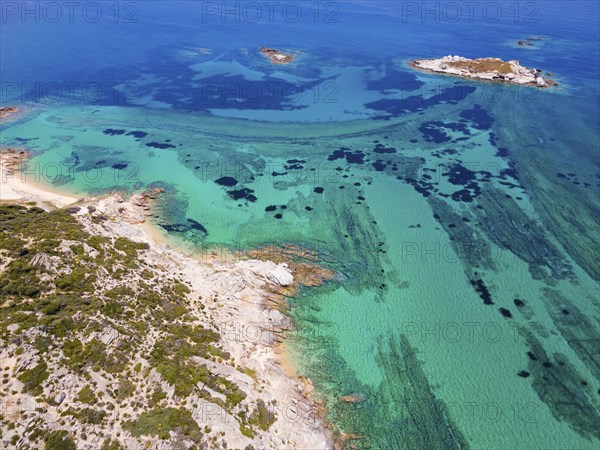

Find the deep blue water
[[2, 1, 599, 118]]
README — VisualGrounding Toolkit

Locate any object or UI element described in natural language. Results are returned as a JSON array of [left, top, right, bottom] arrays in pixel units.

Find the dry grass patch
[[448, 58, 513, 74]]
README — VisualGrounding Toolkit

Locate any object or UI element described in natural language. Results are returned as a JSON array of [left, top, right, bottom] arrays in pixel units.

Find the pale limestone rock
[[267, 263, 294, 286], [412, 56, 551, 87], [30, 252, 60, 271], [54, 392, 66, 404]]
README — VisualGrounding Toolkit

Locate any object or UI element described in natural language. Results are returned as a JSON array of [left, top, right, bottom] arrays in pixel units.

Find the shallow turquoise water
[[1, 1, 599, 448]]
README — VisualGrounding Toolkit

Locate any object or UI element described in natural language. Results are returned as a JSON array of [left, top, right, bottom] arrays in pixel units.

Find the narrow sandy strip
[[1, 152, 81, 208]]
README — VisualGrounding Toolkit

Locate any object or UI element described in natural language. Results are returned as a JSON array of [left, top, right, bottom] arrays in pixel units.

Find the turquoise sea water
[[2, 1, 599, 448]]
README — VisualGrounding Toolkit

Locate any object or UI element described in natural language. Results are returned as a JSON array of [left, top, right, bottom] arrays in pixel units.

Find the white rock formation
[[411, 56, 553, 87]]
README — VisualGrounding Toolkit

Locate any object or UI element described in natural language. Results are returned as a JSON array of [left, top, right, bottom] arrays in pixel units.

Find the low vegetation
[[0, 204, 272, 448]]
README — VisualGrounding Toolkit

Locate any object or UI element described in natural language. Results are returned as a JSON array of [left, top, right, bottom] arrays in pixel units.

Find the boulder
[[54, 392, 66, 404], [30, 253, 60, 271], [267, 263, 294, 286]]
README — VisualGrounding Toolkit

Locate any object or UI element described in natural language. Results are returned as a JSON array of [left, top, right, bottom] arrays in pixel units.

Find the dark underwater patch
[[127, 131, 148, 139], [495, 147, 509, 157], [50, 174, 73, 186], [146, 142, 176, 149], [160, 218, 208, 236], [476, 189, 573, 281], [327, 147, 366, 164], [518, 329, 600, 440], [459, 104, 494, 130], [403, 176, 434, 198], [227, 188, 257, 202], [418, 122, 451, 143], [471, 279, 494, 305], [419, 121, 472, 144], [367, 65, 425, 92], [372, 160, 386, 172], [284, 159, 305, 170], [215, 176, 238, 187], [365, 85, 475, 118], [451, 189, 475, 202], [147, 61, 334, 112], [111, 163, 128, 170], [445, 164, 476, 185], [373, 143, 397, 154], [103, 128, 126, 136], [80, 159, 111, 171]]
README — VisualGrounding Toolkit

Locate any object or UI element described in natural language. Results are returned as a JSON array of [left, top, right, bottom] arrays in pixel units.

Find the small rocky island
[[411, 56, 556, 88], [516, 36, 546, 47], [0, 106, 19, 121], [259, 47, 296, 64]]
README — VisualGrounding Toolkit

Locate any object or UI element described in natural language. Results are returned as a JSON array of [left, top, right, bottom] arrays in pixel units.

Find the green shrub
[[55, 266, 96, 292], [63, 338, 108, 372], [123, 407, 202, 441], [44, 430, 76, 450], [172, 282, 191, 296], [149, 387, 167, 407], [76, 386, 97, 404], [248, 399, 276, 431], [113, 237, 149, 256], [115, 379, 135, 401], [0, 259, 43, 298], [75, 407, 106, 424], [101, 439, 124, 450], [17, 362, 48, 396]]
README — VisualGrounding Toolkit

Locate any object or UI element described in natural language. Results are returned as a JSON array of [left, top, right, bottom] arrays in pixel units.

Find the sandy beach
[[1, 149, 82, 208]]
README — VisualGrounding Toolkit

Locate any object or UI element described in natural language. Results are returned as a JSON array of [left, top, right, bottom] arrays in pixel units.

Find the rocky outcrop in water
[[0, 106, 19, 121], [411, 56, 557, 87], [260, 47, 296, 64]]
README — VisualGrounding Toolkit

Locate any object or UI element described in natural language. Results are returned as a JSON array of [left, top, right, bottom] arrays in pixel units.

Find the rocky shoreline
[[0, 151, 335, 449], [411, 55, 557, 88], [0, 106, 20, 122]]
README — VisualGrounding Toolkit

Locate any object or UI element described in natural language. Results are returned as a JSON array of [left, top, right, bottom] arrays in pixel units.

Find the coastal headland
[[0, 148, 335, 449]]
